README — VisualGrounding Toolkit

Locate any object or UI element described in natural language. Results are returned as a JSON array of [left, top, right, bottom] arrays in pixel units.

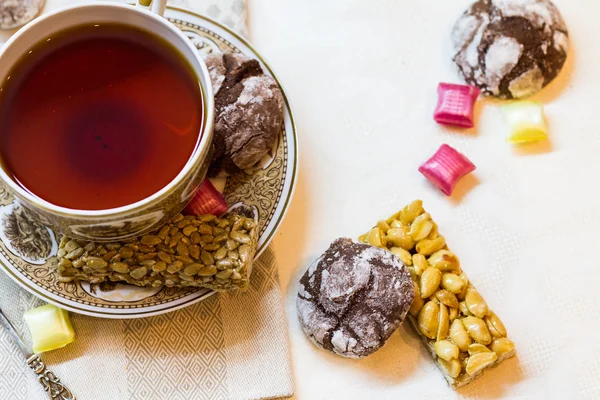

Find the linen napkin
[[0, 1, 294, 399]]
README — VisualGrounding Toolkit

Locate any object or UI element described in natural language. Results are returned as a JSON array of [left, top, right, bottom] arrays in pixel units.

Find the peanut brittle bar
[[359, 200, 515, 388]]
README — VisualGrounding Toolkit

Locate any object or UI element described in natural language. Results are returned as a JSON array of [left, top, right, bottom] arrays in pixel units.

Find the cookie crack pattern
[[297, 238, 414, 358], [452, 0, 568, 99]]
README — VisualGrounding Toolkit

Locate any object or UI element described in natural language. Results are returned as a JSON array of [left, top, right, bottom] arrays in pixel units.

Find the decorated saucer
[[0, 6, 297, 318]]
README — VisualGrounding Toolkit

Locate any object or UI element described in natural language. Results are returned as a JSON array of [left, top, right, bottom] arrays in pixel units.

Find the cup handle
[[136, 0, 167, 17]]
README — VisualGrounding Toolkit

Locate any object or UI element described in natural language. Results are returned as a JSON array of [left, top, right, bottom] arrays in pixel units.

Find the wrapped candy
[[24, 304, 75, 353], [184, 179, 228, 216], [501, 101, 548, 144], [419, 145, 476, 196], [434, 83, 480, 128]]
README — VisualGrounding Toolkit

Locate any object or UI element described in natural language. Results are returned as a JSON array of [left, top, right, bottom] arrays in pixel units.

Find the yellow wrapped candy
[[501, 101, 548, 144], [24, 304, 75, 353]]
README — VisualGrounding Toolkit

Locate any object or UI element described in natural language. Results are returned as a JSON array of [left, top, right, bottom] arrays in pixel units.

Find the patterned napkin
[[0, 1, 294, 399]]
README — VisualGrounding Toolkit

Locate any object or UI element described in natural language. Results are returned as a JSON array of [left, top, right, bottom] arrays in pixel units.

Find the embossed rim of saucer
[[0, 6, 298, 318]]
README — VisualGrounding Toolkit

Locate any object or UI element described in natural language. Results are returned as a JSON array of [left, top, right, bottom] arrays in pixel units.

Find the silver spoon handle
[[27, 355, 75, 400]]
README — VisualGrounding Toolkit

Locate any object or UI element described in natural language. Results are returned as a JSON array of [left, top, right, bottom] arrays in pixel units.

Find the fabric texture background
[[248, 0, 600, 398], [0, 1, 293, 399]]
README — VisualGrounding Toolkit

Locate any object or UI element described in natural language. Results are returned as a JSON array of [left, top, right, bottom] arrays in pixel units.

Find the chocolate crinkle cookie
[[452, 0, 569, 99], [0, 0, 45, 30], [204, 53, 284, 176], [297, 238, 414, 358]]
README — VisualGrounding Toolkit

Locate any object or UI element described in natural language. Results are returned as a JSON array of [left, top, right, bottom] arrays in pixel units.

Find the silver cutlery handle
[[27, 355, 75, 400]]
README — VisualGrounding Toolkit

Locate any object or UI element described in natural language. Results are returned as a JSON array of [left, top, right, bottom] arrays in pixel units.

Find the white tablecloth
[[252, 0, 600, 398]]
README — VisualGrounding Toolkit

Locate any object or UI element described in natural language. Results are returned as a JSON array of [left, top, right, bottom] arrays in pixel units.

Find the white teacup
[[0, 1, 215, 241]]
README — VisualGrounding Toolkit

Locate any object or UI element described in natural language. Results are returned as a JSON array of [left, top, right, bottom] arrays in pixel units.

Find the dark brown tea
[[0, 23, 203, 210]]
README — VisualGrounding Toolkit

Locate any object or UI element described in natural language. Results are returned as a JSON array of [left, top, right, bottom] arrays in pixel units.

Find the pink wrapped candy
[[434, 83, 480, 128], [184, 179, 228, 216], [419, 144, 476, 196]]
